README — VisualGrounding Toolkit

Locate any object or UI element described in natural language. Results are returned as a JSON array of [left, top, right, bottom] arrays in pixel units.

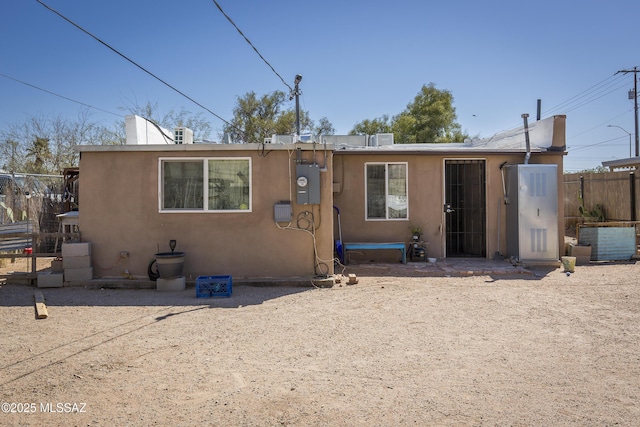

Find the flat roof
[[602, 157, 640, 170]]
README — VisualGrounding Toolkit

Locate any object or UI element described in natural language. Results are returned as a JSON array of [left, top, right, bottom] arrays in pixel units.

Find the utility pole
[[290, 74, 302, 137], [616, 66, 639, 157]]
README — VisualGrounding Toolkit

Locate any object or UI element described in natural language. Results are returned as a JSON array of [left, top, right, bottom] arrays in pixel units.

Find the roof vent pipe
[[521, 113, 531, 164]]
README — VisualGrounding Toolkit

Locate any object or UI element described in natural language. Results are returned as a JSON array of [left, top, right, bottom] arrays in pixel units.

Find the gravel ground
[[1, 260, 639, 426]]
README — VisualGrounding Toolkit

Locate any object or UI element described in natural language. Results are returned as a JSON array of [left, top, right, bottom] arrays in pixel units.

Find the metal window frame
[[158, 157, 252, 213], [364, 161, 408, 221]]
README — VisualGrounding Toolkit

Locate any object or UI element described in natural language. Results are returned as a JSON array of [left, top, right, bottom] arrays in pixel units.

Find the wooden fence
[[564, 170, 639, 231]]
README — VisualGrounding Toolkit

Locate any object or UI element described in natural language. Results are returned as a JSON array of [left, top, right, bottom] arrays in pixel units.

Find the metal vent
[[529, 228, 548, 252], [528, 172, 548, 197], [274, 202, 292, 222]]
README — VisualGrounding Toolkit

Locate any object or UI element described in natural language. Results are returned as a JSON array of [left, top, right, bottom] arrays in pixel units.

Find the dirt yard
[[1, 261, 639, 426]]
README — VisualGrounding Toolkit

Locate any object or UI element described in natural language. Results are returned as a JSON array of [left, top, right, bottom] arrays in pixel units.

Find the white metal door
[[517, 165, 559, 260]]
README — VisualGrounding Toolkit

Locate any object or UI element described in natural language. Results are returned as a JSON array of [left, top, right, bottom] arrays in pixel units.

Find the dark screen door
[[445, 160, 486, 257]]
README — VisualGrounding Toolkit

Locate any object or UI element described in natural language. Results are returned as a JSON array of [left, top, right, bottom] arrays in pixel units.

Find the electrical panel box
[[505, 164, 559, 262], [296, 164, 320, 204], [274, 201, 292, 222]]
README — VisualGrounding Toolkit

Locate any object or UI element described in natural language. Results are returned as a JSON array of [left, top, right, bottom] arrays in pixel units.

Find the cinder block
[[157, 276, 186, 292], [64, 267, 93, 282], [62, 242, 91, 257], [569, 243, 592, 265], [38, 272, 64, 288], [63, 255, 91, 269]]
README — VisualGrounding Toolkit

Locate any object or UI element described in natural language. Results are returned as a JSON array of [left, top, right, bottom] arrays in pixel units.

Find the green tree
[[224, 91, 315, 143], [349, 115, 392, 135], [314, 117, 336, 136], [349, 84, 468, 143], [392, 83, 466, 143]]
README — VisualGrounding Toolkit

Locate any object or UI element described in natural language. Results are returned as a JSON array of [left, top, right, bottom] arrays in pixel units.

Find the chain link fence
[[0, 172, 68, 252]]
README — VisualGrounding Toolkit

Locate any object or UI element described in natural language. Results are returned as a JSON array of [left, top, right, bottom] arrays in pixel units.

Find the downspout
[[522, 113, 531, 164]]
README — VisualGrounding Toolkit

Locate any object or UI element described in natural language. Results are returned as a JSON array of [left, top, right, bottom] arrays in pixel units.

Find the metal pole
[[630, 172, 636, 221], [617, 67, 640, 156], [521, 114, 531, 164], [634, 67, 639, 157], [295, 89, 300, 136], [292, 74, 302, 137], [607, 124, 632, 158]]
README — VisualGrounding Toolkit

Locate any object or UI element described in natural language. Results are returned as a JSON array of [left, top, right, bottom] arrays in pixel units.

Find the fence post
[[631, 172, 636, 221]]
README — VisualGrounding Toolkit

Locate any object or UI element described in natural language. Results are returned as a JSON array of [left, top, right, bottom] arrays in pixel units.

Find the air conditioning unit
[[369, 133, 394, 146], [271, 135, 295, 144], [323, 135, 367, 147], [174, 127, 194, 144], [296, 134, 315, 143]]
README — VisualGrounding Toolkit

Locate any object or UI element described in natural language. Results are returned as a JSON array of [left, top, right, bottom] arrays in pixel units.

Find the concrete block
[[64, 267, 93, 282], [62, 242, 91, 257], [157, 276, 186, 292], [569, 243, 592, 265], [63, 255, 91, 269], [38, 272, 64, 288]]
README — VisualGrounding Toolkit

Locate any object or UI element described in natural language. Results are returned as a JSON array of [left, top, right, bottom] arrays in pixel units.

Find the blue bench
[[343, 242, 407, 264]]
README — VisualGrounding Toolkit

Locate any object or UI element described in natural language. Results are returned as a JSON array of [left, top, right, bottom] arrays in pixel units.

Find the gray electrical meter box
[[296, 164, 321, 204]]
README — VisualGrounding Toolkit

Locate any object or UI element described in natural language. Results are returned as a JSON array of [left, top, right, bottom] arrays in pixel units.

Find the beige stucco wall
[[77, 116, 565, 276], [78, 144, 334, 279], [333, 151, 565, 261]]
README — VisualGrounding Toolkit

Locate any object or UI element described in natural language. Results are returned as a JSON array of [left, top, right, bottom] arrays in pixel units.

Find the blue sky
[[1, 0, 638, 172]]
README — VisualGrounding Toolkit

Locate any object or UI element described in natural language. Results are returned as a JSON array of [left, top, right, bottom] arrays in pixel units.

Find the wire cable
[[0, 72, 122, 118], [543, 73, 625, 117], [211, 0, 293, 92], [498, 73, 631, 136], [36, 0, 249, 140]]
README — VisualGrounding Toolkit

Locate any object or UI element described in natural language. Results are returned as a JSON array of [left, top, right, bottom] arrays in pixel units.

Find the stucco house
[[76, 114, 566, 280]]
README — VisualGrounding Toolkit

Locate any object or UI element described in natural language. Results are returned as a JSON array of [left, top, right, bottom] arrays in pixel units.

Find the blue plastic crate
[[196, 275, 232, 298]]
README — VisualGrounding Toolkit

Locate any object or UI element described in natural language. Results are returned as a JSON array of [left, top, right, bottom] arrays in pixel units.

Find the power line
[[552, 79, 628, 116], [495, 74, 630, 135], [0, 72, 122, 117], [36, 0, 247, 139], [568, 107, 633, 140], [543, 73, 625, 117], [569, 135, 623, 153], [211, 0, 293, 92]]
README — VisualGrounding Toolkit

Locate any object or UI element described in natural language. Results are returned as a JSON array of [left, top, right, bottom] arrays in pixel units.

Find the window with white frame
[[160, 157, 251, 212], [365, 162, 408, 220]]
